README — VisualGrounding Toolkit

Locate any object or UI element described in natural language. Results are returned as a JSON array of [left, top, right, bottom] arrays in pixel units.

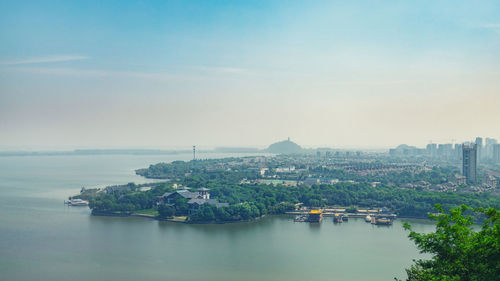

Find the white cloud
[[0, 55, 88, 65], [6, 66, 181, 80], [188, 65, 249, 74], [479, 23, 500, 35]]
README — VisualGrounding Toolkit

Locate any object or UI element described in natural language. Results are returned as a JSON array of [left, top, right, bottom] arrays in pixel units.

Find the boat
[[65, 198, 89, 206], [333, 213, 343, 223], [294, 215, 307, 222], [308, 210, 322, 223], [365, 215, 371, 222], [374, 217, 392, 225], [342, 214, 348, 222]]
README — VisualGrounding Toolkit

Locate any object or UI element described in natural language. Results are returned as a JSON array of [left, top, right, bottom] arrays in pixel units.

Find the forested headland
[[78, 157, 500, 223]]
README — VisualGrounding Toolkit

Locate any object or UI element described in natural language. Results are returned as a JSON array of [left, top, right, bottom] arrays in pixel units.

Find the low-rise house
[[187, 198, 229, 214]]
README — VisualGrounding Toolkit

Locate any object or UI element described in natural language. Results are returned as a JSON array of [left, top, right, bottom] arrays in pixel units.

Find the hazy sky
[[1, 0, 499, 150]]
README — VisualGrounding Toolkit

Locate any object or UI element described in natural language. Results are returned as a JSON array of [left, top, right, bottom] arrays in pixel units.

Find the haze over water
[[0, 153, 434, 281]]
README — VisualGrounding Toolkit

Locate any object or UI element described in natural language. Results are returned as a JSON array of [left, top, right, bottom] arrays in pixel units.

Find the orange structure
[[308, 210, 323, 223]]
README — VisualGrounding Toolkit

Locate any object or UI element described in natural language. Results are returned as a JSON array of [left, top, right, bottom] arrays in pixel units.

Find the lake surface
[[0, 153, 435, 281]]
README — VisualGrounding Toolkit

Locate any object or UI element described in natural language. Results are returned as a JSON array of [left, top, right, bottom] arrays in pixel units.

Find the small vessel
[[374, 217, 392, 225], [365, 215, 371, 222], [294, 215, 307, 222], [342, 214, 348, 222], [333, 213, 343, 223], [64, 198, 89, 206]]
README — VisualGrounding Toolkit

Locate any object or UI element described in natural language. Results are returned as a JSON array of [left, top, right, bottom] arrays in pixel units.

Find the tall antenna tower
[[193, 145, 196, 161]]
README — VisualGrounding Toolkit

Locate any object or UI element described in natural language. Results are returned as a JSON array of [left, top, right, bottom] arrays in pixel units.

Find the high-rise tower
[[475, 137, 483, 162], [462, 144, 477, 185]]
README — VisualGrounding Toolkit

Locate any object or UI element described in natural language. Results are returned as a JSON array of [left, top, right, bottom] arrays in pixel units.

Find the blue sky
[[1, 0, 500, 149]]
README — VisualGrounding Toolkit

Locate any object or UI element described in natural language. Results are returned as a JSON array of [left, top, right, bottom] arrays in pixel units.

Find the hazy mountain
[[267, 138, 303, 154]]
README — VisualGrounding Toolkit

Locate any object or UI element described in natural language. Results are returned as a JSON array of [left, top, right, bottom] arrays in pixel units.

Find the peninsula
[[74, 143, 500, 223]]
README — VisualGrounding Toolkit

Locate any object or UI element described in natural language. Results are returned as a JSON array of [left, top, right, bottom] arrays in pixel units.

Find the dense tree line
[[88, 162, 499, 221], [89, 183, 170, 214]]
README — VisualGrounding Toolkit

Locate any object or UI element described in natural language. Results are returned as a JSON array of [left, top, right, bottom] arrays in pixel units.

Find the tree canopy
[[400, 205, 500, 281]]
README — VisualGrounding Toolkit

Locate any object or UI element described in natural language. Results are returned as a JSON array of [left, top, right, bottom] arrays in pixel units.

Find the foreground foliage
[[401, 205, 500, 281]]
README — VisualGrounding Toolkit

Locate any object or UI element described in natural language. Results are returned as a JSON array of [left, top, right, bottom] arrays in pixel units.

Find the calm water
[[0, 153, 435, 281]]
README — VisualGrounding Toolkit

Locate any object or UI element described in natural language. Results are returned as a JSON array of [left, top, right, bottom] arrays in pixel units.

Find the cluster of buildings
[[388, 137, 500, 187], [158, 187, 229, 214], [389, 137, 500, 163], [427, 137, 500, 163]]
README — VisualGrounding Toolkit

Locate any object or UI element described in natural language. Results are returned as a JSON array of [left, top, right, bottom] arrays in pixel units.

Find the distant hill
[[267, 138, 303, 154]]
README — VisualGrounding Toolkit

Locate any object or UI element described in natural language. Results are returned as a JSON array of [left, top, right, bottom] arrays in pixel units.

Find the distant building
[[475, 137, 483, 161], [303, 177, 320, 186], [454, 175, 466, 185], [493, 144, 500, 163], [462, 144, 477, 185], [302, 177, 338, 187], [454, 144, 463, 161], [485, 175, 497, 188], [426, 143, 437, 157], [485, 138, 498, 160], [260, 168, 269, 176], [438, 143, 453, 159], [275, 166, 295, 173]]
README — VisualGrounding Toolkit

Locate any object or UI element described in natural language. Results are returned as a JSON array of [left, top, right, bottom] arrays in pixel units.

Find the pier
[[287, 208, 397, 219]]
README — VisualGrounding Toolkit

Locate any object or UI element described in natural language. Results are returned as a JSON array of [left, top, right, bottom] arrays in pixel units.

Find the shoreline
[[90, 210, 431, 224], [91, 211, 267, 224]]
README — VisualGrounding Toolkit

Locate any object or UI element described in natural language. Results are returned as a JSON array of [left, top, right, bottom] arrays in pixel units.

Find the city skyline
[[0, 135, 498, 152], [1, 1, 500, 149]]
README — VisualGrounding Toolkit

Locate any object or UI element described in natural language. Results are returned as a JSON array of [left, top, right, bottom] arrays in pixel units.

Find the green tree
[[158, 204, 175, 218], [399, 204, 500, 281]]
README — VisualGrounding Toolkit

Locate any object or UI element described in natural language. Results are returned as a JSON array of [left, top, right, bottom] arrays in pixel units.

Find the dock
[[287, 209, 397, 219]]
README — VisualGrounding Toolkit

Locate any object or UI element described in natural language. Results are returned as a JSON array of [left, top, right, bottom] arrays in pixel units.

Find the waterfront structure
[[371, 215, 393, 225], [462, 144, 477, 184], [308, 210, 322, 223], [64, 198, 89, 206]]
